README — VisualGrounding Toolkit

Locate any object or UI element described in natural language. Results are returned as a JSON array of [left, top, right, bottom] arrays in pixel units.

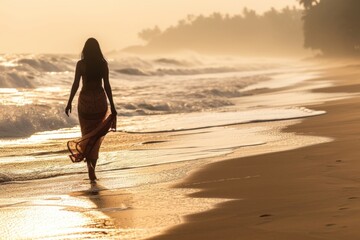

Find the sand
[[57, 61, 360, 240], [143, 63, 360, 239]]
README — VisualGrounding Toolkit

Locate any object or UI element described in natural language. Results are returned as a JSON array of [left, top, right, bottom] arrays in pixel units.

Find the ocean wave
[[1, 55, 74, 72], [154, 66, 239, 76], [112, 55, 280, 77], [112, 74, 269, 115], [117, 98, 234, 116], [0, 71, 35, 88], [154, 58, 193, 66], [0, 54, 75, 88], [0, 54, 283, 138], [115, 66, 241, 76], [115, 68, 148, 76], [0, 104, 78, 138], [17, 58, 65, 72]]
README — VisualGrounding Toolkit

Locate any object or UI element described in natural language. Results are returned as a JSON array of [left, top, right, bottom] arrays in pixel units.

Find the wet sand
[[67, 118, 330, 239], [57, 62, 360, 240], [58, 62, 360, 240], [144, 63, 360, 239]]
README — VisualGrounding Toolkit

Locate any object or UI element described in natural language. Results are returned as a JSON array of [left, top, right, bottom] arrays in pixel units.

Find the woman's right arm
[[103, 63, 117, 115], [65, 61, 81, 116]]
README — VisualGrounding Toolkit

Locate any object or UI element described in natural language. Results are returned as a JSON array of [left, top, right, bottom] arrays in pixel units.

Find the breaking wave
[[0, 104, 78, 138], [115, 66, 240, 76], [0, 53, 282, 138]]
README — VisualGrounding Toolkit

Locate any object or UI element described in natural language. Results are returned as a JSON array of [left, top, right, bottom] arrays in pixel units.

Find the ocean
[[0, 53, 328, 185]]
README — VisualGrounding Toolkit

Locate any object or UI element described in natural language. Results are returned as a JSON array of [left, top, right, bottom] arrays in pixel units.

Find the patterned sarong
[[67, 88, 116, 162]]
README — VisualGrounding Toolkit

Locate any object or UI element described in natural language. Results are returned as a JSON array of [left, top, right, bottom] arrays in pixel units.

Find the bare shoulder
[[102, 61, 109, 73], [77, 59, 85, 67], [76, 60, 85, 73]]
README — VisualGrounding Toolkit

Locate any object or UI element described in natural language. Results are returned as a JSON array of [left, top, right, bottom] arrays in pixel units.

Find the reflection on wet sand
[[0, 192, 114, 239], [71, 182, 144, 238], [69, 175, 228, 240], [72, 183, 134, 228]]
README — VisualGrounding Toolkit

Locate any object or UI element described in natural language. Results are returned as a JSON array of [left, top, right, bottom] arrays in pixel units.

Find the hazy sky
[[1, 0, 298, 54]]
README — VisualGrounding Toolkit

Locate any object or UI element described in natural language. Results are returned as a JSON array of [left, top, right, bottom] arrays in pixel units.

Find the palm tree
[[298, 0, 319, 9]]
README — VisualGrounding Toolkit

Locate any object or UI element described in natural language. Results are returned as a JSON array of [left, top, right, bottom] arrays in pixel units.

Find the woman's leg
[[86, 158, 98, 181]]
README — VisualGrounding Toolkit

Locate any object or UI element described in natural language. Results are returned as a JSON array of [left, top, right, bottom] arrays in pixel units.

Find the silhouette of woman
[[65, 38, 117, 182]]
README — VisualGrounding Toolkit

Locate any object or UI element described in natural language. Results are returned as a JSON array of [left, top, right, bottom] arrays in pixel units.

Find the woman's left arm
[[65, 61, 81, 116]]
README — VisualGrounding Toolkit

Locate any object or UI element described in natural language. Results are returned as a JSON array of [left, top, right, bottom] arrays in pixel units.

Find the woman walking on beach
[[65, 38, 117, 182]]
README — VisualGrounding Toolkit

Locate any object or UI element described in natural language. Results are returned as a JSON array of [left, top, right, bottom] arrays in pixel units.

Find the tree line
[[130, 1, 359, 56], [128, 7, 306, 56], [299, 0, 360, 56]]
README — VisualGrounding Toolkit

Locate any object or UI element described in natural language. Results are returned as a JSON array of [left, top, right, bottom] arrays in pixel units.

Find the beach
[[1, 56, 359, 239], [148, 62, 360, 239]]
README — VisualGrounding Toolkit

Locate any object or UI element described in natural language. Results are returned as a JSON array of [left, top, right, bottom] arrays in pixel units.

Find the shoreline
[[2, 60, 359, 239], [147, 63, 360, 239], [69, 62, 344, 239]]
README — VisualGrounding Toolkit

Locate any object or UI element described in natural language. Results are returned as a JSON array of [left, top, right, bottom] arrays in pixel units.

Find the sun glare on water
[[0, 196, 113, 239]]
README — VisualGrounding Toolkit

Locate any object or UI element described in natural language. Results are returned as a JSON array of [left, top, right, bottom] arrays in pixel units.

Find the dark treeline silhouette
[[125, 7, 307, 56], [299, 0, 360, 56]]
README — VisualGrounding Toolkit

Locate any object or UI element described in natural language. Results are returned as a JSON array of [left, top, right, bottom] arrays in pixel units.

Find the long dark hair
[[81, 38, 107, 79]]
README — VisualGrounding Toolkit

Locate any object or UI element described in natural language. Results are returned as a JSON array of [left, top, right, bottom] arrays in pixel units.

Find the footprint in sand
[[142, 140, 167, 145], [326, 223, 336, 227]]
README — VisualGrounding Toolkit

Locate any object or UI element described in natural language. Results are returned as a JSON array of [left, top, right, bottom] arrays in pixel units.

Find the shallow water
[[1, 55, 354, 185]]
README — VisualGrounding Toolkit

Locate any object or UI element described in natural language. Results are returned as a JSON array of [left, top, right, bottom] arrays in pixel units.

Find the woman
[[65, 38, 117, 182]]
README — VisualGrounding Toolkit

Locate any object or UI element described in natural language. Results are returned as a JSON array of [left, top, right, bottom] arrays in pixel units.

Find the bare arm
[[65, 61, 81, 116], [103, 64, 117, 114]]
